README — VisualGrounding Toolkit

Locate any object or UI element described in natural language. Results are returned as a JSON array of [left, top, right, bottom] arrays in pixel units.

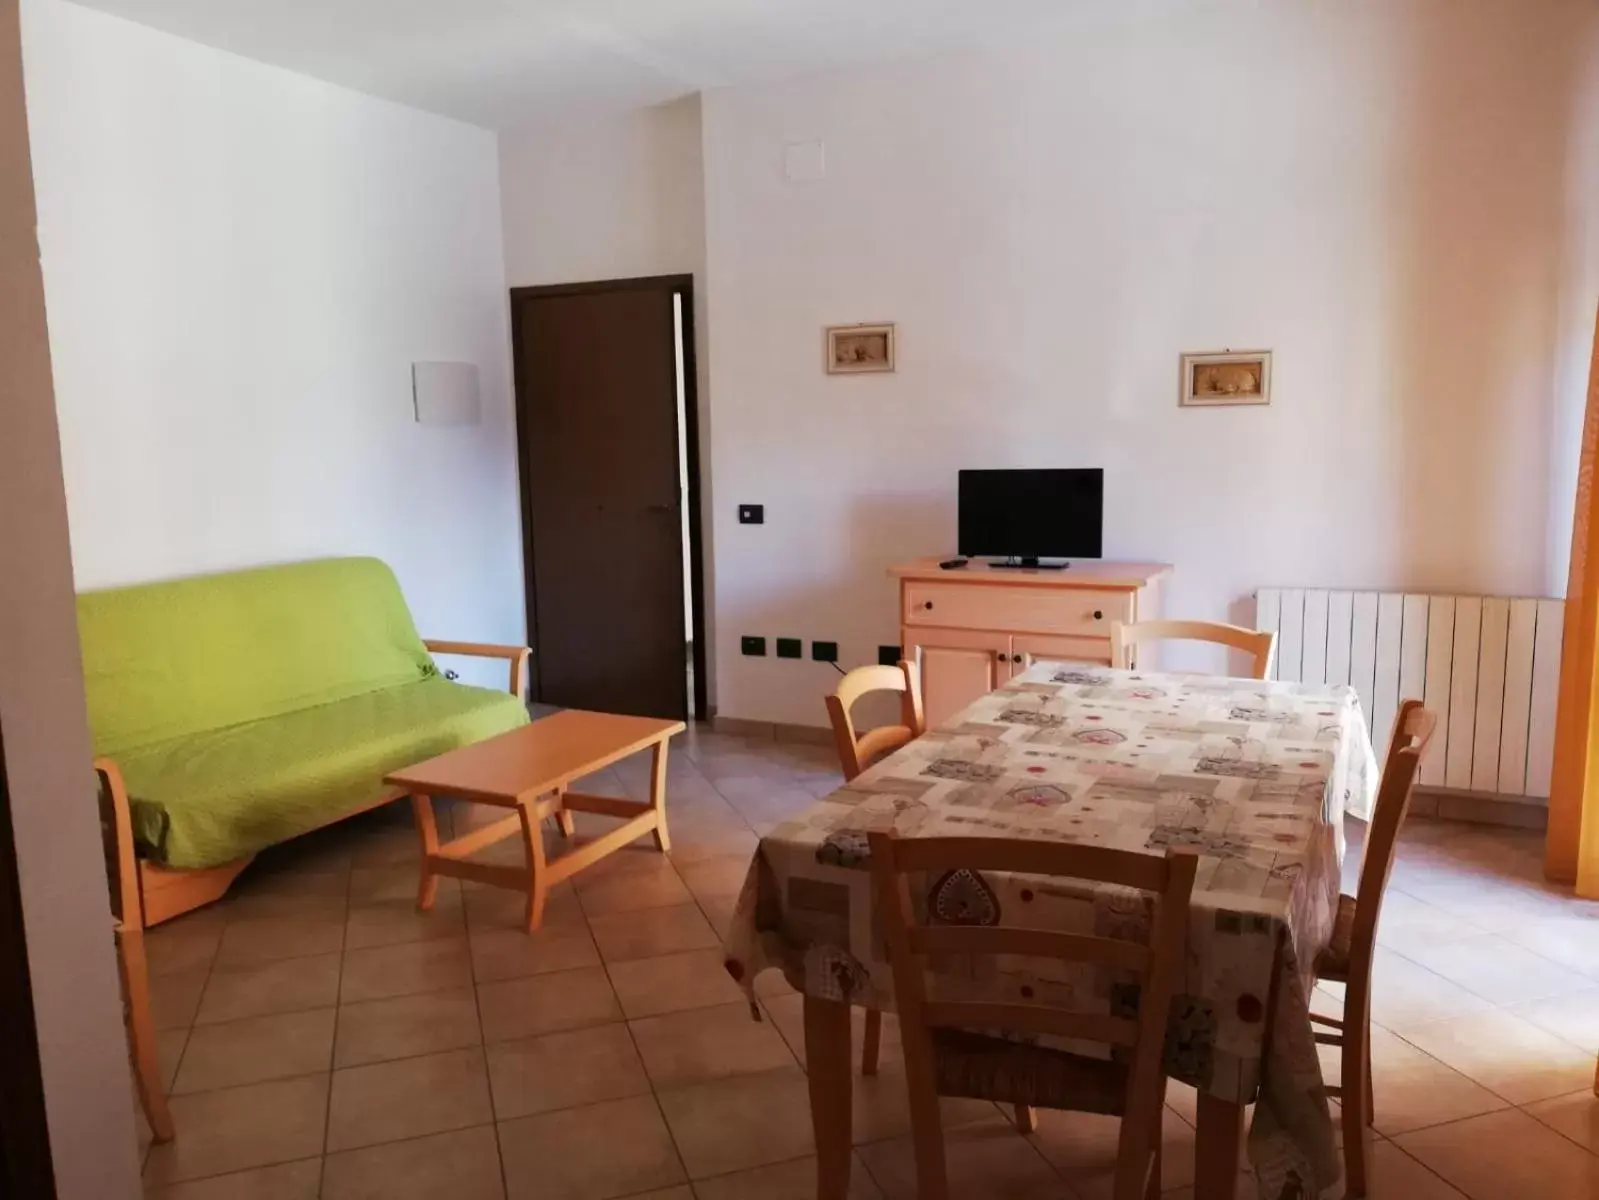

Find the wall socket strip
[[737, 639, 903, 666]]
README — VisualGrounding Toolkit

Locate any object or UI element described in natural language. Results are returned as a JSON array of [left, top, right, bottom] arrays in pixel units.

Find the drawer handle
[[993, 650, 1005, 662], [923, 601, 934, 610], [1093, 609, 1104, 621], [1011, 654, 1024, 664]]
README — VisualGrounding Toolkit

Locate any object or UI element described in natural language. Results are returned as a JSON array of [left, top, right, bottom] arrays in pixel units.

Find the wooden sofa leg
[[119, 927, 173, 1142]]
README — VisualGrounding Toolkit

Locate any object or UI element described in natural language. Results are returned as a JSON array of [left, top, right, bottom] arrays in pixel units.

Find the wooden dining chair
[[1309, 699, 1435, 1197], [1111, 619, 1277, 680], [823, 661, 926, 1077], [825, 660, 926, 782], [96, 758, 174, 1143], [868, 830, 1198, 1200]]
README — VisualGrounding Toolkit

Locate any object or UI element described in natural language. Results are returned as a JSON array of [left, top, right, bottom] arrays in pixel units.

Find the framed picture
[[1180, 350, 1272, 406], [826, 323, 896, 374]]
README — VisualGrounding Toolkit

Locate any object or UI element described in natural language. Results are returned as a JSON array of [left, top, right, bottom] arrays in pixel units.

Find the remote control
[[938, 558, 969, 570]]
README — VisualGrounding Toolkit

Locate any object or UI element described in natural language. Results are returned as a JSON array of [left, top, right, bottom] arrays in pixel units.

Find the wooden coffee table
[[384, 709, 685, 932]]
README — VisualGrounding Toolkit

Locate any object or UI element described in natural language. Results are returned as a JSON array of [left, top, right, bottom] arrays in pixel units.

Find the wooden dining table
[[723, 661, 1379, 1200]]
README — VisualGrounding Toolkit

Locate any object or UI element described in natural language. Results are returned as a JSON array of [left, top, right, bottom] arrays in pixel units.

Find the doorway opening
[[510, 274, 707, 723]]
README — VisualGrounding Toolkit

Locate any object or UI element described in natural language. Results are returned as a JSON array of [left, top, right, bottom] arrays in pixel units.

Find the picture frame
[[1180, 350, 1272, 407], [826, 323, 896, 374]]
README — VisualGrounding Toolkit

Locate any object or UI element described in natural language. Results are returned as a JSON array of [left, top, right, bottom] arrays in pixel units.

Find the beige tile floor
[[135, 725, 1599, 1199]]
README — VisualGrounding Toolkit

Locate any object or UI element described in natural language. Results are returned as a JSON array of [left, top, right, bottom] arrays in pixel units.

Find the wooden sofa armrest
[[423, 639, 531, 700], [94, 757, 143, 931]]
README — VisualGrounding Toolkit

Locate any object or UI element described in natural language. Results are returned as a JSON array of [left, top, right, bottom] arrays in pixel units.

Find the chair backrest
[[77, 557, 434, 757], [95, 758, 141, 931], [824, 661, 926, 781], [1111, 619, 1277, 680], [868, 831, 1197, 1200], [1348, 699, 1436, 980]]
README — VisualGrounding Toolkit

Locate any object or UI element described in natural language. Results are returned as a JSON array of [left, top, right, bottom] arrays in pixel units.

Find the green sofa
[[80, 557, 529, 921]]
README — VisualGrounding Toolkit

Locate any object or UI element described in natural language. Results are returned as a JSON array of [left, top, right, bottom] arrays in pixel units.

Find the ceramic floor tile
[[348, 865, 459, 906], [674, 855, 753, 903], [214, 913, 346, 967], [143, 1075, 329, 1185], [145, 1157, 322, 1199], [146, 914, 227, 977], [321, 1125, 506, 1200], [845, 1065, 999, 1146], [1396, 1107, 1599, 1200], [1504, 915, 1599, 979], [1398, 933, 1595, 1005], [608, 949, 746, 1019], [760, 992, 904, 1074], [574, 858, 694, 916], [499, 1095, 687, 1200], [224, 870, 349, 919], [477, 964, 623, 1042], [463, 880, 586, 935], [1504, 988, 1599, 1051], [662, 823, 758, 868], [195, 952, 341, 1025], [1365, 947, 1497, 1034], [589, 904, 720, 963], [344, 894, 467, 950], [486, 1023, 651, 1119], [334, 986, 482, 1067], [1370, 894, 1486, 958], [157, 1029, 188, 1091], [691, 1154, 882, 1199], [630, 1001, 795, 1089], [171, 1008, 336, 1094], [1397, 1009, 1598, 1105], [657, 1065, 816, 1179], [1357, 1140, 1470, 1199], [1328, 1026, 1509, 1137], [339, 937, 472, 1003], [1028, 1105, 1196, 1197], [469, 926, 600, 983], [325, 1047, 493, 1152], [1524, 1089, 1599, 1155], [855, 1116, 1061, 1200], [151, 968, 210, 1032]]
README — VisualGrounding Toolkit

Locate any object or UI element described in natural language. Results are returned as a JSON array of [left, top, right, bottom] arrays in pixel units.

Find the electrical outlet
[[776, 637, 802, 659], [812, 640, 839, 663], [741, 636, 767, 657], [878, 645, 902, 667], [738, 504, 764, 525]]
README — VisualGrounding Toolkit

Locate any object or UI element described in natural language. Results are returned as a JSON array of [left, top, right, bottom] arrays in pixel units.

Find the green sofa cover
[[78, 557, 528, 869]]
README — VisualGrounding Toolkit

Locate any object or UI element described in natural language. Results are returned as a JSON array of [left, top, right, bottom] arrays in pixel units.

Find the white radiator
[[1255, 589, 1564, 800]]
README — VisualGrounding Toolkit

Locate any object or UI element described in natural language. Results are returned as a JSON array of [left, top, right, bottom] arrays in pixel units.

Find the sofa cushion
[[120, 678, 528, 869], [78, 557, 436, 757]]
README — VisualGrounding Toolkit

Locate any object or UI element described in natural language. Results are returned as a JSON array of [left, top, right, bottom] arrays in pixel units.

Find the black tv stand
[[989, 557, 1068, 570]]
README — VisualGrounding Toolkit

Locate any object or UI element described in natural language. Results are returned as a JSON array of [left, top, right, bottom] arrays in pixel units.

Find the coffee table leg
[[517, 797, 549, 932], [804, 996, 853, 1200], [410, 793, 440, 912], [649, 738, 672, 853], [553, 785, 575, 837]]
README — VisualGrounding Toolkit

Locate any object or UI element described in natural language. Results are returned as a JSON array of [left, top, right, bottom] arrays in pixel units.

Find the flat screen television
[[957, 468, 1103, 563]]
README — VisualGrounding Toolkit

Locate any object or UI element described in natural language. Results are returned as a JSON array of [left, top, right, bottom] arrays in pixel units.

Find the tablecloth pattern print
[[724, 663, 1378, 1200]]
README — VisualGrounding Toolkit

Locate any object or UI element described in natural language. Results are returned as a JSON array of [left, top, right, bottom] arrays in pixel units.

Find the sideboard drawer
[[902, 582, 1133, 636]]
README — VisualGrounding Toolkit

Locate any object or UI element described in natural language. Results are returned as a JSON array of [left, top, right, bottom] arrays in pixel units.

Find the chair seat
[[932, 1029, 1130, 1115], [1314, 893, 1357, 983]]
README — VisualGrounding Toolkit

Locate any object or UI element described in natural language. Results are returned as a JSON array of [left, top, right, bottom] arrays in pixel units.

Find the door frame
[[508, 274, 709, 721], [0, 720, 58, 1197]]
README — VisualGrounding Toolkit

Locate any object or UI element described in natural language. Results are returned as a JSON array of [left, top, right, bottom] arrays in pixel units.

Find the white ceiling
[[66, 0, 1079, 129]]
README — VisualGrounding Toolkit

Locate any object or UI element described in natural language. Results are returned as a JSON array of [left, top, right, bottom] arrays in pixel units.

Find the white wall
[[703, 0, 1589, 726], [1548, 12, 1599, 594], [500, 96, 706, 288], [3, 0, 140, 1191], [499, 97, 716, 699], [22, 0, 524, 680]]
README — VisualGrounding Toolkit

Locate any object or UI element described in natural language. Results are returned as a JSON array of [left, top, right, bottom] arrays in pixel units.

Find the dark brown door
[[512, 278, 696, 720]]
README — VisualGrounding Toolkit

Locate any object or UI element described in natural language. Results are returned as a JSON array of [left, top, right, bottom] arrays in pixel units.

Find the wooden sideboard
[[889, 559, 1173, 728]]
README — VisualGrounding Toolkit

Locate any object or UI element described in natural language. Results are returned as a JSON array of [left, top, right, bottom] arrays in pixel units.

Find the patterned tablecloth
[[723, 663, 1379, 1200]]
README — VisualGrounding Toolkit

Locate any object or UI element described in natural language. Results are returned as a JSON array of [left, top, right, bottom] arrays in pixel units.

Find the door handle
[[646, 503, 675, 514]]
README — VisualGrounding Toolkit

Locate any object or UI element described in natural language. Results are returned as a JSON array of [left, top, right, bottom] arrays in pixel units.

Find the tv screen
[[958, 469, 1103, 560]]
